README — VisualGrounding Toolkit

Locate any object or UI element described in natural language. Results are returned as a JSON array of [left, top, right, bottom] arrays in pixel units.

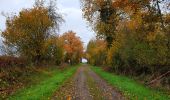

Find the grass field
[[8, 65, 78, 100], [91, 66, 170, 100]]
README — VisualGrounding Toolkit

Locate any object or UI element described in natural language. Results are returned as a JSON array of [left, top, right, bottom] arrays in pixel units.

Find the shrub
[[0, 56, 26, 68]]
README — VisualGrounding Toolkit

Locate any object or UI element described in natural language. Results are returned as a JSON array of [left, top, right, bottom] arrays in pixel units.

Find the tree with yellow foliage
[[2, 0, 63, 65], [86, 39, 107, 65], [43, 36, 64, 65], [83, 0, 170, 78]]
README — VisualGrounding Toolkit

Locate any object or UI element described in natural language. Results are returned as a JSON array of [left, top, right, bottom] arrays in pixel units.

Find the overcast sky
[[0, 0, 95, 48]]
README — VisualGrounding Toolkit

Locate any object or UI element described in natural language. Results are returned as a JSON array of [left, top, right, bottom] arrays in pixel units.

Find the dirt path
[[52, 65, 124, 100]]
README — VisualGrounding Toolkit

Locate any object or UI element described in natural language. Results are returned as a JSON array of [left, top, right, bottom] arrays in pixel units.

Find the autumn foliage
[[62, 31, 83, 65], [0, 0, 84, 98], [82, 0, 170, 88], [86, 39, 107, 66], [2, 1, 62, 65], [0, 56, 26, 68], [1, 0, 83, 66]]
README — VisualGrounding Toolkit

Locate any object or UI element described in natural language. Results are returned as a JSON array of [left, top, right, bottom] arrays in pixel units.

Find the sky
[[0, 0, 95, 49]]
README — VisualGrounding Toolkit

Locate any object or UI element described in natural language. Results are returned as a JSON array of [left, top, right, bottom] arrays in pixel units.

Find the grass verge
[[85, 69, 104, 100], [8, 65, 78, 100], [91, 66, 170, 100]]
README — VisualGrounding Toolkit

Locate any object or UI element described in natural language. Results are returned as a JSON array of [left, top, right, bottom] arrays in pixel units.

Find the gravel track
[[52, 65, 124, 100]]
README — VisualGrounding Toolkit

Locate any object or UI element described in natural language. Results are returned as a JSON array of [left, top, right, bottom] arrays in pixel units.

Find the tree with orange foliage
[[62, 31, 83, 65], [2, 0, 63, 65]]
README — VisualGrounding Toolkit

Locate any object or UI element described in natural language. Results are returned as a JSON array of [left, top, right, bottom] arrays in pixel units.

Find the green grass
[[91, 66, 170, 100], [8, 66, 78, 100]]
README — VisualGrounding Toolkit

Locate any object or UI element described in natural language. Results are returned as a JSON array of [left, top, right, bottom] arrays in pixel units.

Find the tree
[[2, 0, 63, 65], [81, 0, 119, 48], [62, 31, 83, 65], [43, 36, 64, 65], [86, 39, 107, 65], [84, 0, 170, 88]]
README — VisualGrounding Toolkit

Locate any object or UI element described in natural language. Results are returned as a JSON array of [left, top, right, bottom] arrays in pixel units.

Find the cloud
[[58, 0, 95, 46], [0, 0, 35, 31]]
